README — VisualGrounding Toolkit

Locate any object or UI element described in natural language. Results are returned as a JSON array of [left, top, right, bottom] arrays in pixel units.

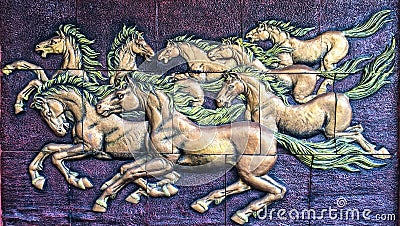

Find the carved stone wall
[[0, 0, 398, 225]]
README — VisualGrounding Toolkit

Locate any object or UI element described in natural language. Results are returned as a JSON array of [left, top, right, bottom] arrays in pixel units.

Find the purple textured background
[[0, 0, 399, 225]]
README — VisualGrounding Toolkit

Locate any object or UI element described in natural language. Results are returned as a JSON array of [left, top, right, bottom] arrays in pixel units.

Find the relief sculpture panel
[[0, 1, 398, 225]]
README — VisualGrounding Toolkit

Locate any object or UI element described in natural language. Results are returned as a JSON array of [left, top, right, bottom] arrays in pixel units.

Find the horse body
[[94, 76, 286, 225], [284, 31, 348, 70], [28, 84, 152, 190], [216, 72, 388, 157], [246, 10, 392, 71]]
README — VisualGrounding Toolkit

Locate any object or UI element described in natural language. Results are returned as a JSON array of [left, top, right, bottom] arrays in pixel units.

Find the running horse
[[245, 10, 392, 71], [215, 41, 394, 159], [3, 71, 181, 200], [93, 71, 286, 225]]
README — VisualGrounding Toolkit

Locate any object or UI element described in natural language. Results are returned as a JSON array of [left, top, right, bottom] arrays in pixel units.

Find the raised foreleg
[[2, 60, 48, 81]]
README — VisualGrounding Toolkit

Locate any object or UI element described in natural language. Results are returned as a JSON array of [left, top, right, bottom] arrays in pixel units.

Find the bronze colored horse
[[94, 73, 287, 225], [245, 10, 392, 71], [215, 71, 390, 158], [7, 72, 181, 202]]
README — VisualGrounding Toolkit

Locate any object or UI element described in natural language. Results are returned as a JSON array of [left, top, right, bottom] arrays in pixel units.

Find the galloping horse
[[5, 71, 183, 202], [215, 60, 393, 158], [245, 10, 392, 71], [106, 24, 155, 84], [93, 72, 288, 225]]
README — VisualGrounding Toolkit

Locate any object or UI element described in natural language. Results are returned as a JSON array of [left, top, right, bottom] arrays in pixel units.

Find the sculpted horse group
[[2, 9, 395, 225]]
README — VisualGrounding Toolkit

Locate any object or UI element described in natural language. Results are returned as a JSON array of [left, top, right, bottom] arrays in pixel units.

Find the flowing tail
[[342, 10, 393, 38], [345, 37, 395, 100], [274, 132, 385, 172], [319, 55, 372, 80]]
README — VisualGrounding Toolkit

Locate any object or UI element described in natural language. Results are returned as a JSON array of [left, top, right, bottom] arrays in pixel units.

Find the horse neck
[[62, 37, 82, 70], [241, 76, 281, 112], [51, 90, 87, 121], [230, 45, 252, 65], [267, 28, 291, 45], [177, 43, 208, 62], [117, 47, 138, 70]]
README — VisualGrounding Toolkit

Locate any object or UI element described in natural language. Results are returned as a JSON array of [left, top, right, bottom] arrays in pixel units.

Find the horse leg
[[322, 41, 349, 71], [2, 60, 48, 81], [335, 131, 390, 159], [100, 157, 148, 190], [50, 144, 95, 189], [231, 155, 285, 224], [191, 179, 252, 213], [125, 171, 180, 205], [93, 157, 175, 212], [29, 143, 76, 190]]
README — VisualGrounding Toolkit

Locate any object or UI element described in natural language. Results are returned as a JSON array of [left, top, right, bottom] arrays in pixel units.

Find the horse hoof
[[191, 201, 208, 213], [92, 204, 107, 213], [2, 66, 13, 75], [32, 176, 46, 190], [165, 184, 179, 196], [125, 193, 141, 204], [14, 105, 24, 114], [92, 200, 107, 212], [82, 177, 93, 188], [231, 213, 248, 225], [373, 147, 391, 159]]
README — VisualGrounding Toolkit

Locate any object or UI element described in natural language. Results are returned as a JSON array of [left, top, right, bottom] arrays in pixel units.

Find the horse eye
[[228, 84, 234, 90], [46, 111, 52, 117], [118, 93, 125, 100]]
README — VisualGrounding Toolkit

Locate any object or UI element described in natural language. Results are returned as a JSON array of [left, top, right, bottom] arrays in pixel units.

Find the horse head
[[126, 33, 155, 61], [96, 81, 141, 116], [207, 43, 232, 61], [158, 41, 180, 64], [31, 96, 71, 137], [216, 73, 245, 108], [35, 34, 66, 58], [245, 22, 271, 42]]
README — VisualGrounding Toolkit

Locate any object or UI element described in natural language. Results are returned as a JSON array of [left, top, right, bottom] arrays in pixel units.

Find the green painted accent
[[274, 132, 386, 172], [345, 37, 395, 100], [343, 10, 393, 38]]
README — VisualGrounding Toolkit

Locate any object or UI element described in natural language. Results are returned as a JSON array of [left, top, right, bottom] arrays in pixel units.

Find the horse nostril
[[96, 104, 101, 110], [36, 45, 40, 49]]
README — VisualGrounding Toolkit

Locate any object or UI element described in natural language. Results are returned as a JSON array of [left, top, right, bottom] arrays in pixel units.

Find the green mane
[[222, 36, 293, 67], [58, 24, 106, 82], [124, 71, 245, 125], [169, 35, 219, 51], [259, 20, 315, 37], [32, 72, 114, 109]]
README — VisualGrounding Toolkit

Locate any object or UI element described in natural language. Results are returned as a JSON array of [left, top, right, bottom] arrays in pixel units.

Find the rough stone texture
[[0, 0, 398, 225]]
